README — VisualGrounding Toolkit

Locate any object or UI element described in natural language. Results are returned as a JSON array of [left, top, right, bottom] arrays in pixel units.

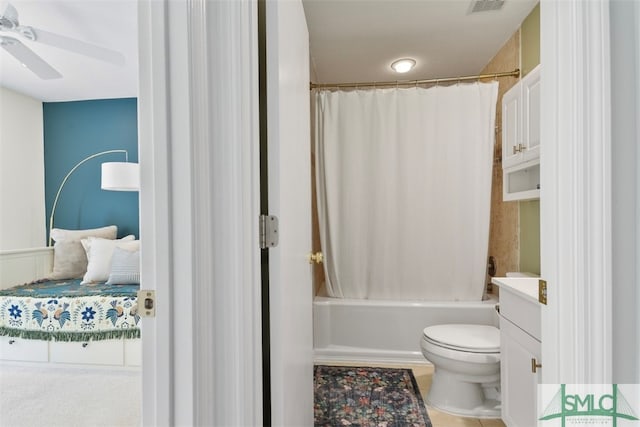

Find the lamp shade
[[101, 162, 140, 191]]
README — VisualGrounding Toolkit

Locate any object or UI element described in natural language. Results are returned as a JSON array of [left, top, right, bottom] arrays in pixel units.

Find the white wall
[[0, 87, 45, 250], [610, 0, 640, 384]]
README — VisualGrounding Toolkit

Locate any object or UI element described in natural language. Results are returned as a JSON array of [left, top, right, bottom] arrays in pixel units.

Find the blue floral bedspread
[[0, 279, 140, 342]]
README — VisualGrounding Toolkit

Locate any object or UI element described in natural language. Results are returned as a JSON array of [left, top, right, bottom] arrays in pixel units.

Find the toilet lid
[[422, 324, 500, 353]]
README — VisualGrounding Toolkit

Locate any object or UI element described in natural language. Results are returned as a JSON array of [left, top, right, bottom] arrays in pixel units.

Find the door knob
[[307, 252, 323, 264]]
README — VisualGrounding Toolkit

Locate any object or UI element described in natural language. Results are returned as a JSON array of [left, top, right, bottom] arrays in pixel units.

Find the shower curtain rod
[[310, 68, 520, 90]]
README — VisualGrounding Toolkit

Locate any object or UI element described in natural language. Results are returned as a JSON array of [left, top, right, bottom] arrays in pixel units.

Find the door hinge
[[259, 215, 279, 249]]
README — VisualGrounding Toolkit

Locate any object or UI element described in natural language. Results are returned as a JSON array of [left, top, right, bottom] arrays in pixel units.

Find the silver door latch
[[137, 290, 156, 317]]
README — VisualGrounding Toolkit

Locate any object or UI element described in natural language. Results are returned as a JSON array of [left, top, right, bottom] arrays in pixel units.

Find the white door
[[266, 0, 314, 425]]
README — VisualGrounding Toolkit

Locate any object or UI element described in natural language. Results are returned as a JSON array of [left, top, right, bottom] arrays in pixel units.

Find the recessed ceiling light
[[391, 58, 416, 74]]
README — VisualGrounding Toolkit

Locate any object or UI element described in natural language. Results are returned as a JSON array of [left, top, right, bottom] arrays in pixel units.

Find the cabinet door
[[124, 338, 142, 366], [502, 84, 522, 169], [500, 316, 542, 427], [0, 336, 48, 362], [522, 65, 541, 162], [50, 339, 125, 366]]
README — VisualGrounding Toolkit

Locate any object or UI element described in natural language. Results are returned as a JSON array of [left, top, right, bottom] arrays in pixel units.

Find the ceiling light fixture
[[391, 58, 416, 74]]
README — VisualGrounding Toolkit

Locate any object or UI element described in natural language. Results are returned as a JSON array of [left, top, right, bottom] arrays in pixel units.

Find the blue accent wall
[[43, 98, 139, 240]]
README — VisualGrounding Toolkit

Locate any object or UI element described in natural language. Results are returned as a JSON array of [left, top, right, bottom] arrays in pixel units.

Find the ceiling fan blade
[[0, 36, 62, 79], [30, 27, 125, 66], [0, 2, 19, 25]]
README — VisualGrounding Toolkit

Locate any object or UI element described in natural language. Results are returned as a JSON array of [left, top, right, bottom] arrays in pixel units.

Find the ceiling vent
[[469, 0, 505, 13]]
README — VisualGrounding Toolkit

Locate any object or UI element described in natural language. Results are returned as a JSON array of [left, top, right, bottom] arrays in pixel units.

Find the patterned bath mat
[[314, 365, 432, 426]]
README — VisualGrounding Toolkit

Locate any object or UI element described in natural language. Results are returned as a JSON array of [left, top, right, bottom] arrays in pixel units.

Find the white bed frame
[[0, 247, 141, 368]]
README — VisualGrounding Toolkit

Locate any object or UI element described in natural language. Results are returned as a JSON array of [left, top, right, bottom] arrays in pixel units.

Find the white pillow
[[51, 225, 117, 243], [81, 236, 138, 284], [106, 247, 140, 285]]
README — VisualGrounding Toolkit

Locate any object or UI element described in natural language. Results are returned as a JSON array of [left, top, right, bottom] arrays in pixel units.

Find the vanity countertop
[[491, 277, 540, 304]]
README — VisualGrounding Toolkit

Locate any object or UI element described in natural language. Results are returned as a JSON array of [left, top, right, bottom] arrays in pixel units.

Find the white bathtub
[[313, 295, 499, 364]]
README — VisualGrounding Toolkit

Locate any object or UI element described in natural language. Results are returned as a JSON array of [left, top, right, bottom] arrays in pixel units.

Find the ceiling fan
[[0, 2, 125, 80]]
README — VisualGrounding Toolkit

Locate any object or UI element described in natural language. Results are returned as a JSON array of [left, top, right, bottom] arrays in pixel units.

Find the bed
[[0, 231, 142, 367], [0, 279, 140, 342]]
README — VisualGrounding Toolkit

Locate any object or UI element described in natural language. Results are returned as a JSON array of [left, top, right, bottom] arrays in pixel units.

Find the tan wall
[[520, 200, 541, 275], [482, 31, 522, 281], [521, 3, 541, 77], [483, 3, 542, 282], [519, 4, 542, 274]]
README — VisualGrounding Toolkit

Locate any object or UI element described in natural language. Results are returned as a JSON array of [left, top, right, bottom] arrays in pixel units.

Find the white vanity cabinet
[[502, 65, 541, 201], [492, 277, 542, 427], [500, 309, 541, 427]]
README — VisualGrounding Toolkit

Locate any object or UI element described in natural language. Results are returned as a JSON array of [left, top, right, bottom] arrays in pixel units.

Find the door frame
[[138, 0, 262, 425], [540, 0, 613, 384], [136, 0, 623, 422]]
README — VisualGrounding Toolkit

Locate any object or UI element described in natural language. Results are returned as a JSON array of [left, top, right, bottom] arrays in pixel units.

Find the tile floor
[[320, 361, 506, 427]]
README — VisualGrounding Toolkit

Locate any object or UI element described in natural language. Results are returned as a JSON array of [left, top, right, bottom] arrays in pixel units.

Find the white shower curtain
[[315, 82, 498, 301]]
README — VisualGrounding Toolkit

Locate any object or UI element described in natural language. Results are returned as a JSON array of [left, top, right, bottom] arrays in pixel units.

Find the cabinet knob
[[531, 357, 542, 373], [82, 342, 89, 348], [8, 339, 15, 345], [513, 144, 526, 154]]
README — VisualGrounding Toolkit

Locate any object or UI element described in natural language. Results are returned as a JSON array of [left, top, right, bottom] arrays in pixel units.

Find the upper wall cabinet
[[502, 64, 541, 201]]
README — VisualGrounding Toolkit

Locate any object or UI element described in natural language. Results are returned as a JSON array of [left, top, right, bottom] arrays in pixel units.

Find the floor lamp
[[48, 149, 139, 247]]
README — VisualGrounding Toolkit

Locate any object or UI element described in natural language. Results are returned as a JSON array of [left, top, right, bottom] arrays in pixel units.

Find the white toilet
[[420, 324, 501, 418]]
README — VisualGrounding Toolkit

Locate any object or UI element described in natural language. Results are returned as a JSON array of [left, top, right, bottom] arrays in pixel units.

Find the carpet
[[314, 365, 432, 427], [0, 364, 140, 427]]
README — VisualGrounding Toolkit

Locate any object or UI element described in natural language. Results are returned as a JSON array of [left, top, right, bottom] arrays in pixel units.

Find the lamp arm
[[48, 149, 128, 246]]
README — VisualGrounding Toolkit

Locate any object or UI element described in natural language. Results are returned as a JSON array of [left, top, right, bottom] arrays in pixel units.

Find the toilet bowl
[[421, 324, 501, 418]]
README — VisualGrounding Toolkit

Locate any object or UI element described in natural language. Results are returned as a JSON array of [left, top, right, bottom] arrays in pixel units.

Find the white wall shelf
[[503, 159, 540, 201]]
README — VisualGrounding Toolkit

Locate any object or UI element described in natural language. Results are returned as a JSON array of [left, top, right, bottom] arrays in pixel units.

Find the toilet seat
[[422, 324, 500, 353]]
